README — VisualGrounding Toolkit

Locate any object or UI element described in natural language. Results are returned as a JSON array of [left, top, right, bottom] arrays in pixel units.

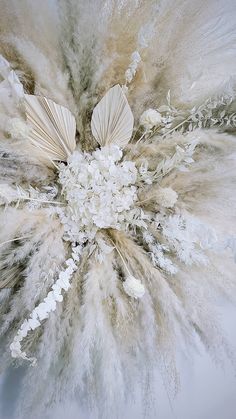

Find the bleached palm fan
[[0, 1, 236, 418]]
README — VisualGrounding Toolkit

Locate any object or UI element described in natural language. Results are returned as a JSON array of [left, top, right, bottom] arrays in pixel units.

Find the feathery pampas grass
[[0, 1, 236, 418]]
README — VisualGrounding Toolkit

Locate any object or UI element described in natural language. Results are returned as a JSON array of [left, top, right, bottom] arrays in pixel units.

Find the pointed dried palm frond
[[91, 84, 134, 148], [24, 95, 76, 163]]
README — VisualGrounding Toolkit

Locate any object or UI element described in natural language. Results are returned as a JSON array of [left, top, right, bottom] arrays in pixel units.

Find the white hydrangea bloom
[[123, 275, 145, 299], [58, 145, 138, 243], [140, 109, 162, 131]]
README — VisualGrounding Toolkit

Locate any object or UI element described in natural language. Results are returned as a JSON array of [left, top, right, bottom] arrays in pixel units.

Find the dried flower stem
[[18, 196, 64, 205], [109, 237, 131, 276], [0, 235, 32, 248]]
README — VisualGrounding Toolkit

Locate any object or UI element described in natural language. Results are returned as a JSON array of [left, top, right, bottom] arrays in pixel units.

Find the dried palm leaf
[[24, 95, 76, 163], [91, 84, 134, 148]]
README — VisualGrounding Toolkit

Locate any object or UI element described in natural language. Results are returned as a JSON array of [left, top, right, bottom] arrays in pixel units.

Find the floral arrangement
[[0, 2, 236, 418]]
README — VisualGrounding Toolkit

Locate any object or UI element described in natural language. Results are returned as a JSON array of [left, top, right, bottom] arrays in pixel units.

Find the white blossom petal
[[123, 275, 145, 299]]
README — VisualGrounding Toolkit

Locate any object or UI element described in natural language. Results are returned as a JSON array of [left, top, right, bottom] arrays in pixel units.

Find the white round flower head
[[140, 109, 162, 131], [123, 275, 145, 299], [155, 187, 178, 208], [58, 145, 138, 243], [6, 117, 30, 140]]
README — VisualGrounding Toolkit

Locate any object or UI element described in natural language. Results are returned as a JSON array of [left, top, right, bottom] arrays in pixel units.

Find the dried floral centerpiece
[[0, 43, 236, 418]]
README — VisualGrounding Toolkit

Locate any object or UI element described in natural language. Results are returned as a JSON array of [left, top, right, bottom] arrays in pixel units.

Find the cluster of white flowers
[[10, 252, 79, 365], [125, 51, 141, 84], [58, 145, 138, 243], [139, 108, 162, 131]]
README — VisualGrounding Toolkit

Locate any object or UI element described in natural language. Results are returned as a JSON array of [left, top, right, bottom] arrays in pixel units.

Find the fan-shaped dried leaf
[[91, 84, 134, 148], [24, 95, 76, 163]]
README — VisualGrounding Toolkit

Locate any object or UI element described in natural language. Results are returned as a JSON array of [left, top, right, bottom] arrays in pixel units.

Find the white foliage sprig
[[15, 185, 60, 209], [161, 213, 217, 266], [10, 251, 79, 365], [125, 51, 141, 85], [143, 231, 178, 275], [154, 141, 198, 178], [157, 92, 235, 137], [137, 139, 198, 186]]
